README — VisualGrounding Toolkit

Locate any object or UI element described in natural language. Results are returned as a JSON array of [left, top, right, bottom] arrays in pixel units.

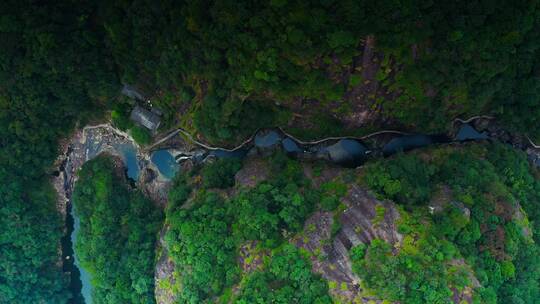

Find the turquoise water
[[71, 205, 92, 304], [151, 150, 179, 179], [117, 144, 139, 180]]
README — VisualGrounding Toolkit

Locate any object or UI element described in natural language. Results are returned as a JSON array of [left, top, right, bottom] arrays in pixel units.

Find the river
[[61, 127, 143, 304], [181, 123, 492, 169]]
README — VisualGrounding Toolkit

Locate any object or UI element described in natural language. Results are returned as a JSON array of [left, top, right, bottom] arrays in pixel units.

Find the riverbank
[[52, 124, 152, 303]]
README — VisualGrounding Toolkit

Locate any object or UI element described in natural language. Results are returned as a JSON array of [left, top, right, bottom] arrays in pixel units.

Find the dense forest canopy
[[1, 0, 539, 303], [160, 144, 540, 303], [96, 0, 540, 142], [73, 156, 162, 304], [357, 144, 540, 303], [164, 155, 331, 303], [0, 1, 115, 302]]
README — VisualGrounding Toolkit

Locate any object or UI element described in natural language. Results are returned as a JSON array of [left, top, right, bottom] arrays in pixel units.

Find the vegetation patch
[[201, 158, 243, 189], [234, 244, 332, 303], [73, 156, 162, 303], [355, 143, 540, 303], [164, 154, 332, 302]]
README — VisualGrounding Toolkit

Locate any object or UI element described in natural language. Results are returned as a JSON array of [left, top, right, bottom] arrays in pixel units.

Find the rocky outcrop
[[234, 157, 270, 190], [138, 167, 171, 206], [527, 147, 540, 168], [155, 226, 177, 304], [295, 182, 402, 303]]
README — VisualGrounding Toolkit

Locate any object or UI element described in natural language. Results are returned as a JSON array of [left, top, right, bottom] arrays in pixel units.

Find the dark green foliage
[[165, 191, 239, 303], [286, 112, 349, 141], [0, 0, 117, 301], [330, 216, 342, 239], [358, 144, 540, 303], [487, 144, 540, 232], [194, 92, 287, 142], [349, 243, 367, 261], [268, 151, 306, 185], [131, 125, 152, 145], [0, 179, 71, 303], [3, 0, 540, 303], [234, 244, 332, 304], [73, 156, 162, 304], [352, 238, 458, 304], [229, 154, 318, 245], [232, 182, 317, 246], [167, 173, 192, 211], [433, 205, 470, 240], [371, 1, 540, 136], [111, 102, 134, 131], [91, 0, 540, 140], [498, 244, 540, 304], [350, 207, 467, 304], [319, 180, 347, 211], [201, 158, 242, 189], [363, 154, 436, 206], [165, 156, 328, 303]]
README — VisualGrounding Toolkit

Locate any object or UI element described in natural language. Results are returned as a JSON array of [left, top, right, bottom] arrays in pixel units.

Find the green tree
[[73, 156, 162, 303]]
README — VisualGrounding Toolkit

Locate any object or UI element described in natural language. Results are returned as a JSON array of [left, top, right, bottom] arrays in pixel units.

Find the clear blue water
[[456, 123, 489, 141], [71, 205, 92, 304], [116, 144, 139, 180], [151, 150, 179, 179]]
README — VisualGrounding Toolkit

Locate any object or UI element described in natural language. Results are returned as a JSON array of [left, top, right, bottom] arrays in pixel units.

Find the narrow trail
[[147, 126, 408, 153], [146, 128, 256, 152], [528, 136, 540, 149], [146, 115, 501, 153], [452, 115, 495, 124], [92, 114, 537, 158]]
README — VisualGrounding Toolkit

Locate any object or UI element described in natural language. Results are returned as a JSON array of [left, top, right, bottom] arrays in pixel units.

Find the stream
[[59, 127, 144, 304], [170, 122, 496, 168]]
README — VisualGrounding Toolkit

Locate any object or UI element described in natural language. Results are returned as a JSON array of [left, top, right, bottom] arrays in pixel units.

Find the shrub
[[201, 158, 242, 189], [131, 125, 152, 145]]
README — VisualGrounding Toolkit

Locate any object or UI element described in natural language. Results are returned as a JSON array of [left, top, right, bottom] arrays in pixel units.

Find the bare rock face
[[237, 241, 266, 274], [155, 226, 177, 304], [138, 168, 171, 206], [302, 163, 342, 188], [341, 185, 403, 246], [295, 184, 402, 303], [234, 157, 270, 189], [527, 147, 540, 168]]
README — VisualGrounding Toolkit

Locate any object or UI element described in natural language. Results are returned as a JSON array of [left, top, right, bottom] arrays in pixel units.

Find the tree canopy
[[357, 144, 540, 303], [73, 156, 162, 304]]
